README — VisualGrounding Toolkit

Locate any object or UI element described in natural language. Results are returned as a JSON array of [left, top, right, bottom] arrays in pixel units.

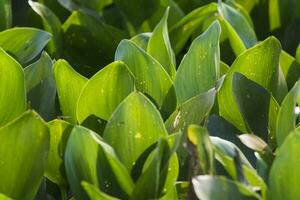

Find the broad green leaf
[[65, 126, 134, 199], [65, 126, 100, 200], [0, 48, 26, 126], [192, 175, 260, 200], [147, 8, 176, 79], [0, 111, 49, 200], [174, 21, 220, 104], [232, 73, 279, 142], [113, 0, 160, 27], [170, 3, 218, 53], [187, 125, 214, 174], [53, 59, 88, 124], [82, 182, 119, 200], [62, 11, 126, 76], [280, 51, 300, 88], [115, 39, 174, 114], [45, 119, 73, 187], [24, 51, 56, 121], [218, 37, 281, 132], [76, 61, 135, 123], [29, 1, 63, 58], [269, 130, 300, 200], [130, 138, 175, 200], [0, 28, 51, 64], [276, 81, 300, 146], [165, 89, 216, 133], [217, 3, 257, 55], [103, 92, 168, 171], [130, 33, 151, 50], [0, 0, 11, 30]]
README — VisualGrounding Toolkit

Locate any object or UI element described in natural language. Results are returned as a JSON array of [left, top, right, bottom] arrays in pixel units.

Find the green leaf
[[0, 111, 50, 200], [232, 73, 279, 142], [165, 89, 216, 133], [76, 61, 135, 123], [103, 92, 168, 171], [174, 21, 221, 104], [0, 0, 11, 31], [53, 59, 88, 124], [29, 0, 63, 58], [115, 40, 174, 114], [45, 119, 73, 187], [192, 175, 260, 200], [211, 136, 267, 198], [0, 194, 12, 200], [65, 126, 100, 200], [62, 11, 126, 76], [82, 182, 119, 200], [187, 125, 214, 174], [218, 37, 282, 132], [269, 130, 300, 200], [130, 138, 175, 200], [280, 50, 300, 89], [276, 81, 300, 146], [296, 44, 300, 63], [0, 48, 26, 126], [0, 28, 51, 64], [24, 51, 56, 121], [170, 3, 218, 53], [113, 0, 160, 27], [217, 3, 257, 55], [147, 7, 176, 79], [130, 33, 151, 50], [65, 126, 134, 199]]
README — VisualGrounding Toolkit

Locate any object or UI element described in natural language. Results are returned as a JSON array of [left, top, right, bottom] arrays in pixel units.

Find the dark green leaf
[[62, 11, 126, 76], [113, 0, 160, 27], [218, 37, 282, 132], [232, 73, 279, 142], [0, 0, 11, 30], [25, 51, 56, 121]]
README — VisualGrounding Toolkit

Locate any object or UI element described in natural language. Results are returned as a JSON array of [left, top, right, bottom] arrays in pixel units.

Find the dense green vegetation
[[0, 0, 300, 199]]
